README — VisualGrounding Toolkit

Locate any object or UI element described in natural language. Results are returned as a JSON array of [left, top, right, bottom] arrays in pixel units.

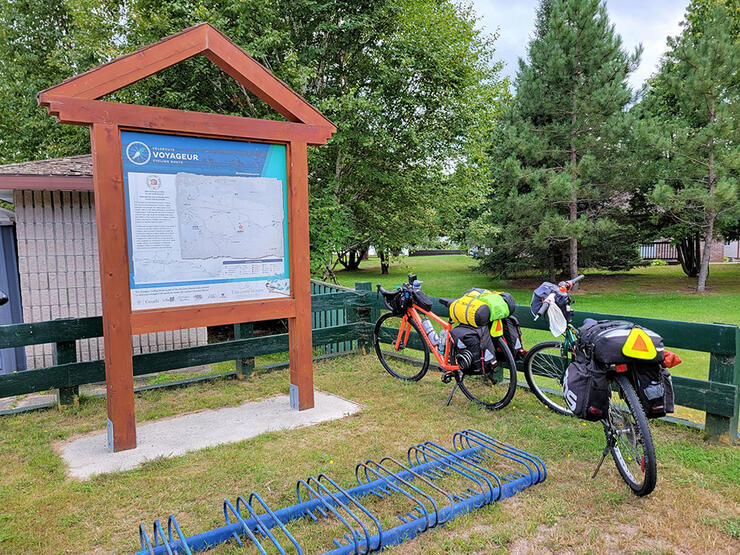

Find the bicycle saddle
[[438, 298, 455, 308]]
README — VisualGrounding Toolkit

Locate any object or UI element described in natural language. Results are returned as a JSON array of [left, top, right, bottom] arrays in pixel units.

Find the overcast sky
[[470, 0, 690, 91]]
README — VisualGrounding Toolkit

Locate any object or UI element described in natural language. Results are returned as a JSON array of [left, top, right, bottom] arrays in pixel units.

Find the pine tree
[[475, 0, 641, 278], [646, 1, 739, 291]]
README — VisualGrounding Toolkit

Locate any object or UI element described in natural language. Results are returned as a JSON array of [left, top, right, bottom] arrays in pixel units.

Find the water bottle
[[421, 318, 440, 346], [438, 329, 448, 356]]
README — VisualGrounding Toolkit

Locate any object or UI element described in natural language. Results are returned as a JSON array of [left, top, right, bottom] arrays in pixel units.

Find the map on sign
[[121, 131, 290, 310], [176, 173, 284, 260]]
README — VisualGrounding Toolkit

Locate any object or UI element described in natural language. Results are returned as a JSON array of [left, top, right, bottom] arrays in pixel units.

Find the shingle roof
[[0, 154, 92, 176]]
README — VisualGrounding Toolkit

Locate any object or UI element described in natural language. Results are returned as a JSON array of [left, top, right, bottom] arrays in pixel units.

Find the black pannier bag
[[633, 363, 675, 418], [500, 315, 525, 361], [450, 324, 496, 374], [563, 357, 610, 421], [577, 319, 664, 364]]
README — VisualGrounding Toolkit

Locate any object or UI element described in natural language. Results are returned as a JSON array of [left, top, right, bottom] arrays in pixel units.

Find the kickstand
[[445, 382, 459, 406], [591, 444, 611, 479]]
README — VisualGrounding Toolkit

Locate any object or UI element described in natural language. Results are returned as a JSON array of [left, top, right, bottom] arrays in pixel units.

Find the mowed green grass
[[333, 255, 739, 325], [0, 355, 737, 553], [334, 257, 740, 382]]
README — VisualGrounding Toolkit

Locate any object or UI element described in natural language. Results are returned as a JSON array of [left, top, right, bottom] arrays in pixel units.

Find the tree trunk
[[568, 59, 579, 284], [379, 251, 390, 275], [676, 234, 701, 277], [697, 101, 717, 293], [697, 215, 715, 292], [337, 247, 367, 271]]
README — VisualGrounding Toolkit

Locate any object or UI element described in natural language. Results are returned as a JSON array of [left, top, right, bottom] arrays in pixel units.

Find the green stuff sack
[[449, 295, 491, 327], [462, 288, 492, 299], [478, 292, 513, 320]]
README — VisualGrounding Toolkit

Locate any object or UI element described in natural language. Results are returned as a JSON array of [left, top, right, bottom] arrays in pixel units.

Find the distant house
[[0, 155, 207, 371], [640, 238, 729, 264]]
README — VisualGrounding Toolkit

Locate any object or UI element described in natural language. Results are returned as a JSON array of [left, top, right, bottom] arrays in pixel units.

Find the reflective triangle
[[622, 328, 657, 360], [491, 319, 503, 337]]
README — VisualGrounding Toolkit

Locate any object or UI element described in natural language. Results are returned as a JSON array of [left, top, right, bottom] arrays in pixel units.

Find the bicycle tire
[[457, 336, 517, 410], [373, 312, 430, 381], [607, 374, 657, 497], [523, 340, 574, 416]]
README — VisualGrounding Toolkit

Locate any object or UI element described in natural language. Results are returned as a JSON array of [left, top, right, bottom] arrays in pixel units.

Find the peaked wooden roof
[[38, 23, 335, 141]]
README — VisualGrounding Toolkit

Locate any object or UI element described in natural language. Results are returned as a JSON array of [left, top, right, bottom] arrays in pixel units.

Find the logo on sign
[[126, 141, 151, 165], [146, 175, 162, 190]]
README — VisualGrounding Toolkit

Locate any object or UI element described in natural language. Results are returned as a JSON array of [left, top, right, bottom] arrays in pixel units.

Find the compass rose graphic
[[126, 141, 151, 165]]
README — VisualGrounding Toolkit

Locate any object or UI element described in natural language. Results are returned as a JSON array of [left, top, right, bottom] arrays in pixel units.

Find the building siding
[[13, 190, 207, 369]]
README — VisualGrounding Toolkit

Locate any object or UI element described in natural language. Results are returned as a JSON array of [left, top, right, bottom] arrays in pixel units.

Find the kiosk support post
[[288, 142, 314, 410], [91, 123, 137, 451]]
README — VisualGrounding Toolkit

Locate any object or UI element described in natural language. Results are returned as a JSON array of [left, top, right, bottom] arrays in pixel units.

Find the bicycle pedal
[[441, 371, 455, 384]]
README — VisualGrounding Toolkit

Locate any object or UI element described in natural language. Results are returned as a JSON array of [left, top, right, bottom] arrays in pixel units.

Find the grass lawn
[[334, 256, 739, 380], [331, 255, 740, 326], [0, 354, 737, 553]]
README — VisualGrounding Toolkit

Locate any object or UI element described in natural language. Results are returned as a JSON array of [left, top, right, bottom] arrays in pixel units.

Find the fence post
[[234, 322, 255, 379], [704, 325, 739, 444], [55, 339, 78, 407], [351, 282, 374, 354]]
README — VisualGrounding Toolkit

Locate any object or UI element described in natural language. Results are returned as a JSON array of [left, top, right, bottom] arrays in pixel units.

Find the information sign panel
[[121, 131, 289, 310]]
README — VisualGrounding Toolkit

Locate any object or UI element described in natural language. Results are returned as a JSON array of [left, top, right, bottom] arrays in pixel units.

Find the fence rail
[[365, 293, 739, 443], [0, 281, 737, 443]]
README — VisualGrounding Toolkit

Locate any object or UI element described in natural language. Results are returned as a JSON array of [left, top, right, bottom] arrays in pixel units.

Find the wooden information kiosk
[[38, 24, 336, 452]]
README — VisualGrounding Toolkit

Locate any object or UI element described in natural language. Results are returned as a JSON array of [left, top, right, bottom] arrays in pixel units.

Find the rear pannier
[[563, 357, 610, 421], [500, 315, 525, 360], [633, 363, 675, 418], [577, 319, 664, 365]]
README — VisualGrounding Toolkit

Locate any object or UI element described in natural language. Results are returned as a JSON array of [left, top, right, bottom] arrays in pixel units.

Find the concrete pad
[[59, 391, 360, 479]]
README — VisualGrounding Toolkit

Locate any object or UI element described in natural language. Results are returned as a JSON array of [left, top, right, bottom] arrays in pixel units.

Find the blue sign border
[[120, 130, 290, 290]]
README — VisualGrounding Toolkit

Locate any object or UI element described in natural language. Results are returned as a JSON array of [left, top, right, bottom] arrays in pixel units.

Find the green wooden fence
[[0, 281, 737, 443], [367, 291, 739, 443]]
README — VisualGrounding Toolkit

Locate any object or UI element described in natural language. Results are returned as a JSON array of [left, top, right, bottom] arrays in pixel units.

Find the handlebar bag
[[578, 320, 664, 364], [530, 282, 570, 317], [633, 363, 674, 418], [381, 289, 412, 315], [563, 357, 609, 420]]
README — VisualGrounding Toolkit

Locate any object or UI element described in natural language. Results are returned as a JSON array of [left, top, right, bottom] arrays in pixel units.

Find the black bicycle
[[523, 276, 659, 496]]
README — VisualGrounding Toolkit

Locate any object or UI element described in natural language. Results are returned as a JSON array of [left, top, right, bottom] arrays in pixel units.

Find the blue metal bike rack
[[136, 429, 546, 554]]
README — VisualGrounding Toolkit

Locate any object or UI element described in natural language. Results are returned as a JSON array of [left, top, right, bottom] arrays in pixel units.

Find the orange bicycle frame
[[394, 304, 459, 371]]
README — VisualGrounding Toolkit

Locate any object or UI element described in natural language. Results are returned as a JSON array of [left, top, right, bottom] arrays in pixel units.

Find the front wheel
[[373, 312, 430, 381], [523, 341, 574, 416], [607, 375, 657, 497], [457, 337, 517, 410]]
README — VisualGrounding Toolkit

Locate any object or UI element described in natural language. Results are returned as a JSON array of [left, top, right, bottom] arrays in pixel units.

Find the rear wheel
[[523, 341, 574, 416], [373, 312, 430, 381], [607, 375, 657, 497], [457, 337, 517, 410]]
